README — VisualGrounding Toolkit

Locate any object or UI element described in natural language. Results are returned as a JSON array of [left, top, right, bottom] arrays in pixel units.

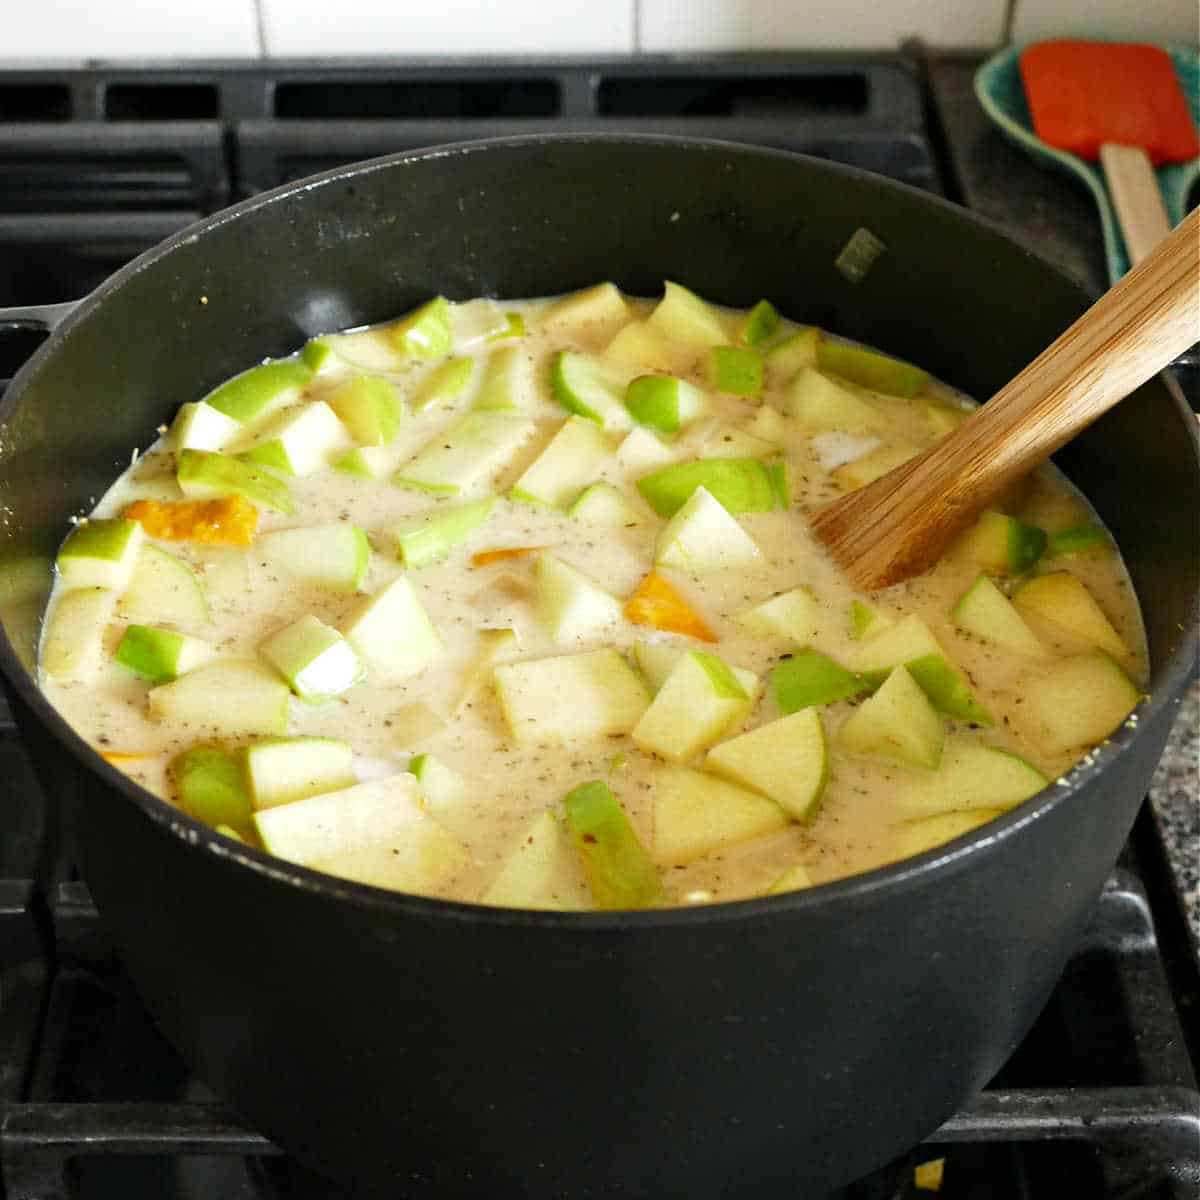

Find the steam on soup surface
[[39, 282, 1146, 910]]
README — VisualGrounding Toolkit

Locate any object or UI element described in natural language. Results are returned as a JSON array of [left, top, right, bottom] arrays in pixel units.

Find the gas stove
[[1, 53, 1197, 1200]]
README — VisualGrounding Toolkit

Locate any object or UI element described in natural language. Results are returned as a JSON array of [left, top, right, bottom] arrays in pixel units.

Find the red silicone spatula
[[1020, 40, 1200, 264]]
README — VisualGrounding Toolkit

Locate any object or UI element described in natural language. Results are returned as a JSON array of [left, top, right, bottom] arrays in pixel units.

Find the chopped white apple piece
[[56, 518, 144, 591], [1012, 572, 1129, 659], [391, 701, 447, 746], [323, 375, 402, 446], [654, 486, 762, 571], [148, 658, 290, 736], [896, 738, 1047, 816], [452, 627, 519, 715], [409, 753, 467, 809], [475, 345, 534, 411], [615, 426, 676, 474], [333, 446, 391, 479], [837, 664, 944, 770], [341, 576, 444, 681], [115, 625, 214, 683], [260, 615, 364, 702], [951, 575, 1044, 656], [1013, 650, 1140, 755], [646, 281, 730, 346], [204, 359, 312, 425], [764, 327, 820, 386], [831, 442, 921, 491], [411, 356, 475, 411], [236, 400, 350, 476], [735, 587, 818, 644], [176, 450, 295, 514], [509, 416, 612, 508], [953, 509, 1047, 576], [541, 282, 630, 336], [394, 411, 536, 496], [40, 588, 118, 685], [651, 767, 787, 866], [391, 497, 496, 568], [893, 809, 1006, 861], [494, 649, 650, 745], [706, 708, 829, 822], [785, 367, 886, 432], [117, 544, 210, 630], [450, 298, 509, 348], [535, 553, 623, 643], [243, 737, 356, 811], [702, 424, 777, 459], [314, 817, 471, 893], [744, 405, 789, 445], [170, 401, 242, 453], [258, 522, 372, 593], [633, 650, 758, 762], [480, 809, 577, 910], [632, 639, 683, 692], [550, 350, 637, 431], [603, 320, 681, 373], [769, 864, 814, 894], [567, 482, 644, 526]]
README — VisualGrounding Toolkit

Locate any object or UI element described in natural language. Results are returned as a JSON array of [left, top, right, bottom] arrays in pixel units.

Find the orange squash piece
[[623, 572, 717, 642], [471, 545, 548, 567], [123, 495, 258, 546]]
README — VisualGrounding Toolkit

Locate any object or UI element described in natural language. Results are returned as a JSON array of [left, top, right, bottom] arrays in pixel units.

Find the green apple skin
[[636, 457, 777, 517], [550, 350, 635, 431], [176, 449, 296, 515], [173, 746, 255, 840], [56, 518, 145, 590], [771, 650, 868, 713], [333, 447, 390, 479], [709, 346, 764, 396], [1047, 522, 1108, 557], [489, 311, 527, 341], [816, 339, 929, 397], [392, 497, 496, 568], [624, 375, 707, 433], [393, 411, 535, 497], [765, 328, 820, 385], [563, 780, 662, 910], [388, 296, 453, 359], [115, 624, 213, 683], [325, 375, 403, 446], [956, 510, 1047, 575], [739, 299, 780, 347], [205, 360, 313, 423]]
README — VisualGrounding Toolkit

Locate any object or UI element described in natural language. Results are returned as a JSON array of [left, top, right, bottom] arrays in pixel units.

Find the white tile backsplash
[[637, 0, 1008, 51], [4, 0, 261, 59], [1011, 0, 1199, 49], [259, 0, 635, 56]]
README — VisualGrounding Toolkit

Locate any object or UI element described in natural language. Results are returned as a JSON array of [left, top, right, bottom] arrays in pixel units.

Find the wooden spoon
[[809, 206, 1199, 592]]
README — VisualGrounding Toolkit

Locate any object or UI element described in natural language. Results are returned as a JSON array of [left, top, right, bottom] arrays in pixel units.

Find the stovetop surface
[[0, 50, 1198, 1200]]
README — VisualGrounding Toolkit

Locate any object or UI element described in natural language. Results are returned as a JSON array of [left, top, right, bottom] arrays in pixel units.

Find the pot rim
[[2, 132, 1197, 928]]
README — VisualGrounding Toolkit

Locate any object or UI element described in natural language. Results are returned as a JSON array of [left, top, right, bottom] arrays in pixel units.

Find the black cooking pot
[[1, 137, 1197, 1198]]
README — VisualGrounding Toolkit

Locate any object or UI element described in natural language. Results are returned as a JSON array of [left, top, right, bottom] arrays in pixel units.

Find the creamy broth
[[38, 284, 1148, 909]]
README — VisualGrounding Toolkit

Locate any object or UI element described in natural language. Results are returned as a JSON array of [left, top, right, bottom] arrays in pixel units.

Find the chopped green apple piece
[[494, 649, 650, 745], [615, 426, 675, 473], [510, 416, 612, 507], [299, 337, 338, 374], [115, 624, 214, 683], [1011, 571, 1129, 658], [452, 626, 519, 716], [951, 574, 1044, 656], [394, 411, 536, 496], [817, 338, 929, 397], [744, 404, 789, 445], [564, 780, 662, 910], [411, 356, 475, 411], [894, 809, 1006, 860], [117, 544, 210, 629], [56, 518, 144, 591], [706, 707, 829, 821], [172, 746, 254, 839], [449, 298, 509, 348], [739, 299, 780, 347], [631, 639, 683, 692], [148, 659, 290, 736], [313, 816, 470, 893], [550, 349, 636, 431], [409, 752, 467, 809], [646, 281, 729, 346], [1047, 523, 1109, 558], [771, 649, 868, 713], [323, 375, 402, 446], [567, 482, 644, 526], [837, 664, 944, 769], [385, 296, 452, 359], [391, 497, 496, 567], [341, 576, 444, 680], [735, 587, 818, 644], [785, 367, 886, 432], [702, 425, 777, 459], [651, 767, 787, 866], [242, 737, 356, 811], [604, 320, 682, 373], [541, 282, 630, 335], [851, 614, 992, 725], [709, 345, 763, 396], [258, 522, 371, 593], [1013, 650, 1140, 755], [535, 553, 623, 643], [480, 809, 576, 910], [924, 402, 969, 438], [260, 614, 364, 702], [624, 374, 709, 433], [831, 442, 921, 491], [176, 449, 295, 515], [475, 344, 534, 411], [254, 773, 425, 864], [954, 510, 1047, 576], [40, 588, 117, 685], [489, 311, 526, 341], [769, 864, 814, 894], [170, 401, 242, 453], [204, 360, 312, 424], [236, 400, 349, 476], [637, 457, 778, 516], [633, 649, 757, 762], [849, 598, 893, 640], [897, 738, 1047, 816], [654, 486, 762, 572], [333, 446, 391, 479], [765, 327, 820, 385]]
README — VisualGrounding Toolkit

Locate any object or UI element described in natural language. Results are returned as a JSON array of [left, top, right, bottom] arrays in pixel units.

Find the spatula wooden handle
[[810, 206, 1200, 590], [1100, 143, 1172, 265]]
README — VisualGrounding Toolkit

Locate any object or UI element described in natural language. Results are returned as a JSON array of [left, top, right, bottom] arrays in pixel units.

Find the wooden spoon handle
[[1099, 143, 1172, 265], [810, 207, 1199, 590]]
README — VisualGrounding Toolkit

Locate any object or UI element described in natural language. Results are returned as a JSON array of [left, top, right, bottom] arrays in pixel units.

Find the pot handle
[[0, 300, 80, 333]]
